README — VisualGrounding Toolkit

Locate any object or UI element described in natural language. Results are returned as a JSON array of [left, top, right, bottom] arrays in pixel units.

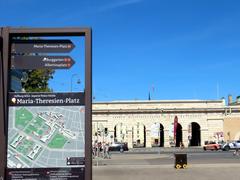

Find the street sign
[[11, 39, 75, 53], [11, 55, 75, 69], [0, 27, 92, 180]]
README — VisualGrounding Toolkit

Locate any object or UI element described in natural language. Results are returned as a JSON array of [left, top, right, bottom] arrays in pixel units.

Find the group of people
[[92, 141, 111, 159]]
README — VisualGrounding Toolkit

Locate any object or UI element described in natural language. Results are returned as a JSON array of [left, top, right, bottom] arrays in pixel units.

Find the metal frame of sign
[[0, 27, 92, 180], [0, 27, 6, 179]]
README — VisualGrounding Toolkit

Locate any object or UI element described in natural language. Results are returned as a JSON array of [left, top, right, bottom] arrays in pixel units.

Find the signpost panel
[[11, 55, 75, 69], [11, 39, 75, 53], [0, 27, 92, 180]]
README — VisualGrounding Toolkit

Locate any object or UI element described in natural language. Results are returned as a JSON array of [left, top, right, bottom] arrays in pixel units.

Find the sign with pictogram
[[11, 55, 75, 69]]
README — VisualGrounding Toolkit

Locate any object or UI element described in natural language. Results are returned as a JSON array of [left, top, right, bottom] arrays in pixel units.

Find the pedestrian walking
[[120, 144, 124, 153], [233, 142, 239, 156], [92, 145, 95, 158], [97, 142, 101, 157], [101, 142, 105, 158], [105, 143, 111, 159], [180, 141, 185, 149]]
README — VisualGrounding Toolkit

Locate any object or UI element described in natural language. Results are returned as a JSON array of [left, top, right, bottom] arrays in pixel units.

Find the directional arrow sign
[[11, 39, 75, 53], [11, 56, 75, 69]]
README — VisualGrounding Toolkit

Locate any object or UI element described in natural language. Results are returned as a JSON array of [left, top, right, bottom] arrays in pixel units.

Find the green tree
[[11, 37, 55, 92], [22, 69, 54, 92]]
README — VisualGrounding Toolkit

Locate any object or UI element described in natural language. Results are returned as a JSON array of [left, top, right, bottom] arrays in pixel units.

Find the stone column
[[108, 130, 115, 144], [182, 129, 189, 147], [145, 129, 152, 148], [164, 130, 170, 147], [127, 130, 133, 148], [201, 129, 208, 146]]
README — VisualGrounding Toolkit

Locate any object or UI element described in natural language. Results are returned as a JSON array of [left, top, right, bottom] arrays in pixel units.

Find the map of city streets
[[7, 106, 85, 168]]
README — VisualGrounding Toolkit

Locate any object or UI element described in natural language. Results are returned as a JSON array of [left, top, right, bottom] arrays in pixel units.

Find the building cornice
[[93, 107, 240, 115], [93, 99, 224, 105]]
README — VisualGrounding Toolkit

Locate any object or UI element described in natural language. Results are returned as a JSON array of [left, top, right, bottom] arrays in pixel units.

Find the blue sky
[[1, 0, 240, 102]]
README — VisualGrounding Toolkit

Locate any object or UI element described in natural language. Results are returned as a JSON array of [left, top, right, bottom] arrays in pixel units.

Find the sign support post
[[0, 27, 7, 180]]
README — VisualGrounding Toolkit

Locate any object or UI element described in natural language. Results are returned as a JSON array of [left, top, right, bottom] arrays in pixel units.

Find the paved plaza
[[93, 164, 240, 180], [93, 152, 240, 180]]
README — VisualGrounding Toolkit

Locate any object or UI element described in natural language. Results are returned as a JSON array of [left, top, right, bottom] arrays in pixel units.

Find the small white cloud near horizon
[[98, 0, 144, 12]]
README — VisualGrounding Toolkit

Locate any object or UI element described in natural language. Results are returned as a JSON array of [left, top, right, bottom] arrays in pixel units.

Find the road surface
[[93, 150, 240, 180]]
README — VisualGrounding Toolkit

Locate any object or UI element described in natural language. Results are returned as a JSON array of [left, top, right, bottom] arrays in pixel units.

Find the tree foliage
[[12, 37, 55, 92], [22, 69, 54, 92]]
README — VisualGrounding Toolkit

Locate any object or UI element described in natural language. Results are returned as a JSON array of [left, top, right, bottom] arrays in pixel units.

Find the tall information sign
[[0, 27, 92, 180]]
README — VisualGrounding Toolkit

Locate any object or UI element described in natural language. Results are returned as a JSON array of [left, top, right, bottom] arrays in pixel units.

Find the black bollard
[[175, 153, 187, 169]]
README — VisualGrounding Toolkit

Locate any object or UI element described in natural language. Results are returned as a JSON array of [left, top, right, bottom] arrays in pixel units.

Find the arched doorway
[[150, 123, 164, 147], [169, 116, 182, 147], [114, 123, 127, 143], [189, 122, 201, 146], [176, 123, 182, 147], [160, 124, 164, 147], [133, 122, 146, 148]]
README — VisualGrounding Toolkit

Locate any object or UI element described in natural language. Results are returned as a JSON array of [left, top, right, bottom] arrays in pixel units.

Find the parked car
[[109, 142, 129, 152], [203, 141, 221, 151], [222, 140, 240, 151]]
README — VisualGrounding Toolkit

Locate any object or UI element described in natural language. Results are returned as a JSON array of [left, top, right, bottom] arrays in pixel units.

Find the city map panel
[[7, 106, 85, 168]]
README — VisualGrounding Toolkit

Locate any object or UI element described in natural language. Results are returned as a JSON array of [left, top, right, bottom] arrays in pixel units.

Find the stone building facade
[[92, 99, 240, 148]]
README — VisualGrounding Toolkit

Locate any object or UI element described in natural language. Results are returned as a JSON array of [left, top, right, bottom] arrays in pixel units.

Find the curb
[[127, 147, 204, 153], [93, 163, 240, 169]]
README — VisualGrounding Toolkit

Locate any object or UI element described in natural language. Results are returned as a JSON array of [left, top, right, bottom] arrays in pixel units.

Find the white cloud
[[98, 0, 143, 12]]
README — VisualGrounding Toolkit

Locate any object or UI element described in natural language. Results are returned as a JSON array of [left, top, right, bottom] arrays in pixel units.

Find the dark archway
[[144, 126, 146, 147], [114, 123, 127, 143], [176, 123, 182, 147], [114, 125, 117, 141], [190, 122, 201, 146], [160, 124, 164, 147]]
